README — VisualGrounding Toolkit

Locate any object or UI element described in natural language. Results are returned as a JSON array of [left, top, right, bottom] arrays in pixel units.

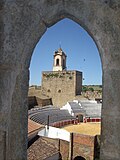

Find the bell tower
[[53, 48, 67, 71]]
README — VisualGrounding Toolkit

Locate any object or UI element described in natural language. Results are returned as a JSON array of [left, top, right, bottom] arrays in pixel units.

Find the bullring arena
[[28, 100, 101, 160]]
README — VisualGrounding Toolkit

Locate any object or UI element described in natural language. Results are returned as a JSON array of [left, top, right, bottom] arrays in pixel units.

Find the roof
[[27, 137, 59, 160], [65, 100, 101, 118], [28, 119, 44, 136], [54, 48, 67, 57], [68, 102, 86, 114], [79, 100, 102, 118], [28, 106, 76, 125]]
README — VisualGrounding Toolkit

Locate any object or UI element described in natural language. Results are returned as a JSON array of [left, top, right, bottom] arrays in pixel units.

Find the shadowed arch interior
[[74, 156, 86, 160]]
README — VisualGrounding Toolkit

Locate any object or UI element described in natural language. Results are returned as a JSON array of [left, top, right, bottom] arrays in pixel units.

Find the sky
[[29, 18, 102, 86]]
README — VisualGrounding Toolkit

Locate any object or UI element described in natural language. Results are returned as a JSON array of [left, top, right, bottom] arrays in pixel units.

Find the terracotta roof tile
[[28, 119, 44, 135], [27, 137, 59, 160]]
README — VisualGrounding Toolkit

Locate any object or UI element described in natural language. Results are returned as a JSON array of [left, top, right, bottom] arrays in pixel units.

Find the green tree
[[88, 87, 94, 92], [82, 86, 88, 92]]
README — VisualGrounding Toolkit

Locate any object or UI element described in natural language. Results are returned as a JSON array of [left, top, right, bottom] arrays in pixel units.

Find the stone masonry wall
[[73, 133, 95, 160], [41, 70, 82, 107], [76, 71, 82, 95], [0, 0, 120, 159], [28, 96, 52, 109], [59, 133, 98, 160], [60, 139, 69, 160]]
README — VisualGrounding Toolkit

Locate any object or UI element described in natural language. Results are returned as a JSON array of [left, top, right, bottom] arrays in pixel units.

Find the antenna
[[59, 42, 62, 49], [47, 115, 49, 130]]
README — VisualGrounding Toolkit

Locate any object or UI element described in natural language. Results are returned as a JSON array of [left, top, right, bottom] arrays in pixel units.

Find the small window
[[48, 89, 51, 92], [56, 58, 59, 66], [58, 90, 61, 93], [69, 76, 72, 80]]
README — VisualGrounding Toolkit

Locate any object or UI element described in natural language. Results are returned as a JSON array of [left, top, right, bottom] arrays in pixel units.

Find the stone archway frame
[[0, 1, 120, 160]]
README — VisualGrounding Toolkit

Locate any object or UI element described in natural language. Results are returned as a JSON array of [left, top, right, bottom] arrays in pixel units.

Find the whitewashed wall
[[38, 126, 70, 142]]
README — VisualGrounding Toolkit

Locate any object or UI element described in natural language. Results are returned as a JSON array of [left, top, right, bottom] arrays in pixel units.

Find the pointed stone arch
[[0, 1, 120, 160]]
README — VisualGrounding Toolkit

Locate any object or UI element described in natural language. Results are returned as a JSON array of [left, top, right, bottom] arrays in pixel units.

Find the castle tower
[[42, 48, 82, 106], [53, 48, 67, 71]]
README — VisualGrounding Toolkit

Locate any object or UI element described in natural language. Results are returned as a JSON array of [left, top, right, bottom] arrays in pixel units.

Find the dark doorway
[[76, 115, 83, 122], [74, 156, 86, 160]]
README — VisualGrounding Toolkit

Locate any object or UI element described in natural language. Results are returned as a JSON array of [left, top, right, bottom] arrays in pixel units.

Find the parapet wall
[[28, 96, 52, 109], [60, 134, 99, 160], [73, 133, 95, 160], [37, 124, 99, 160]]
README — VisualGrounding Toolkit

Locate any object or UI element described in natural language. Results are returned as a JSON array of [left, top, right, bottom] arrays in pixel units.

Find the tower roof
[[54, 48, 67, 57], [58, 47, 63, 52]]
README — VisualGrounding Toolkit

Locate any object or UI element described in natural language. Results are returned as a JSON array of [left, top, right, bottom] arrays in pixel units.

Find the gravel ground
[[62, 123, 101, 136]]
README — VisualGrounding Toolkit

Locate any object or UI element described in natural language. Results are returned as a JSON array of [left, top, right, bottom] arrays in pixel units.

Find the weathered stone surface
[[0, 0, 120, 159], [41, 70, 82, 106], [0, 131, 6, 160], [101, 69, 120, 160], [8, 69, 29, 160]]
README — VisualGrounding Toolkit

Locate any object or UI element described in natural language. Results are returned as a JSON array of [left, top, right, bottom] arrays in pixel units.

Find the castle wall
[[28, 96, 52, 109], [60, 134, 99, 160], [75, 71, 82, 95], [41, 70, 82, 106]]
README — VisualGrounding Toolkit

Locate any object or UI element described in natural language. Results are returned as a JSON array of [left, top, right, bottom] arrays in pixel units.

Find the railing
[[51, 119, 79, 128], [84, 117, 101, 123]]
